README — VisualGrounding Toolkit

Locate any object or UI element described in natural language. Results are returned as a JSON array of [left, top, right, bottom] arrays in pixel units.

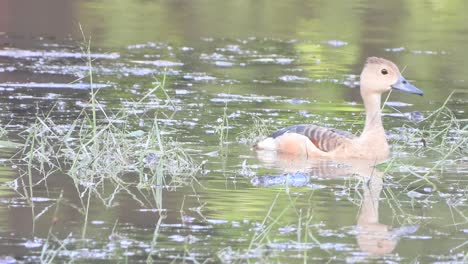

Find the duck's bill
[[391, 76, 423, 96]]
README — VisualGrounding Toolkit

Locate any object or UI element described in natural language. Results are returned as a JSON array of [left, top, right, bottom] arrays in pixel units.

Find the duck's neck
[[362, 93, 384, 135], [356, 92, 390, 161]]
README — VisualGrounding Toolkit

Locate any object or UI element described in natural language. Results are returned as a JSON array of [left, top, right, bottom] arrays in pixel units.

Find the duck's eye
[[381, 69, 388, 75]]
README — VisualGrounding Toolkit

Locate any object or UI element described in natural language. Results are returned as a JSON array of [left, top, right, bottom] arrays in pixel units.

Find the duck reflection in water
[[252, 152, 419, 256]]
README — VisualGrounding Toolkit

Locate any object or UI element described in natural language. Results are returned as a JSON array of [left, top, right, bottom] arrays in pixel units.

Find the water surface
[[0, 0, 467, 263]]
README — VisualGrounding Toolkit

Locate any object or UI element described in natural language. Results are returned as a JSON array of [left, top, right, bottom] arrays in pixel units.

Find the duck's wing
[[269, 124, 356, 152]]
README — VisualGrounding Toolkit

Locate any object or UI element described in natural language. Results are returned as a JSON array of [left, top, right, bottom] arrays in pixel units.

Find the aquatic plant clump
[[69, 121, 199, 187], [15, 73, 200, 198], [18, 111, 199, 191], [20, 114, 198, 187]]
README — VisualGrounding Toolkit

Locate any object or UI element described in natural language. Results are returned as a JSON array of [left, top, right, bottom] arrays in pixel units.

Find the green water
[[0, 0, 467, 263]]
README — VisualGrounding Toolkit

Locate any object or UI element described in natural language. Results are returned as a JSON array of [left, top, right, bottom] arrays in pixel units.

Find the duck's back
[[258, 124, 355, 153]]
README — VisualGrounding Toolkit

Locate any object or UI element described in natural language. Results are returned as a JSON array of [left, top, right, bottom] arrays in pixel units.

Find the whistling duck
[[255, 57, 423, 161]]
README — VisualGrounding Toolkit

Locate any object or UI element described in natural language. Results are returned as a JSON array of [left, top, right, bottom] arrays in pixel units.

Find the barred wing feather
[[269, 124, 356, 152]]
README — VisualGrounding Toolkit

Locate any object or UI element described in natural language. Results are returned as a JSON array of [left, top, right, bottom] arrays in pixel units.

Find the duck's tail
[[253, 137, 277, 150]]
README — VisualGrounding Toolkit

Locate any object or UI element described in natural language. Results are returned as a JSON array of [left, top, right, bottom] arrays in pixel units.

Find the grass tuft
[[236, 115, 272, 145]]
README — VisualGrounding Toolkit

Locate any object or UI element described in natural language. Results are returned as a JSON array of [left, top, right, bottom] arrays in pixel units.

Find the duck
[[255, 57, 423, 161]]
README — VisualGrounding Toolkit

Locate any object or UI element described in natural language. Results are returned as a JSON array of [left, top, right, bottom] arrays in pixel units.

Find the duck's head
[[360, 57, 423, 96]]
